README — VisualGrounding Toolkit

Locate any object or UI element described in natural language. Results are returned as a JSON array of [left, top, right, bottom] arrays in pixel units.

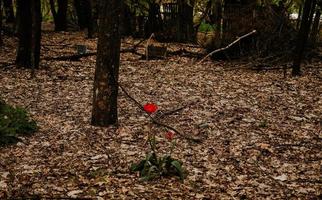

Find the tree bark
[[177, 0, 195, 42], [85, 0, 94, 38], [91, 0, 122, 126], [31, 0, 42, 69], [74, 0, 94, 38], [3, 0, 15, 23], [16, 0, 32, 67], [120, 3, 133, 36], [91, 0, 99, 33], [74, 0, 87, 30], [16, 0, 42, 69], [292, 0, 317, 76], [0, 0, 3, 46], [145, 2, 163, 37], [50, 0, 68, 31], [309, 9, 320, 45], [296, 5, 303, 30]]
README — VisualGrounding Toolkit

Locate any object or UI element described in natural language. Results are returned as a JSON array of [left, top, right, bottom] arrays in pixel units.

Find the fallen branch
[[155, 105, 187, 120], [196, 30, 257, 65], [168, 48, 204, 58], [44, 52, 96, 61], [44, 48, 145, 61], [118, 83, 201, 143]]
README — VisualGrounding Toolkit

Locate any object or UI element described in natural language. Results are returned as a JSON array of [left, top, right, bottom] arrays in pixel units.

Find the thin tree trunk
[[310, 9, 321, 45], [296, 5, 303, 30], [83, 0, 94, 38], [16, 0, 42, 69], [292, 0, 317, 76], [177, 0, 194, 42], [74, 0, 87, 29], [91, 0, 99, 33], [0, 0, 3, 46], [91, 0, 122, 126], [145, 2, 162, 37], [16, 0, 32, 68], [74, 0, 94, 37], [50, 0, 68, 31], [31, 0, 42, 69], [3, 0, 15, 23]]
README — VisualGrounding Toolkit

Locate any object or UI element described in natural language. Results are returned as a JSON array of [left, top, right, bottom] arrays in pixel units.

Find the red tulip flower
[[143, 103, 158, 114], [165, 131, 174, 141]]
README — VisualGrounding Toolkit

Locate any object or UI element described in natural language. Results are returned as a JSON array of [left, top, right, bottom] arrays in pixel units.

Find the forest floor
[[0, 28, 321, 199]]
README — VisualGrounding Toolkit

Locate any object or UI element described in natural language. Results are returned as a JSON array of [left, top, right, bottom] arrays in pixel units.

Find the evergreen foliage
[[0, 100, 37, 146]]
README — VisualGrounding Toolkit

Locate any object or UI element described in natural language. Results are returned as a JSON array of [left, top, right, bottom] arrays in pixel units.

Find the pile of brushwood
[[0, 99, 37, 147]]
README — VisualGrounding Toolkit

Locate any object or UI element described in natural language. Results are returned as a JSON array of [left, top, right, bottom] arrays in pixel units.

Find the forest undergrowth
[[0, 30, 321, 199]]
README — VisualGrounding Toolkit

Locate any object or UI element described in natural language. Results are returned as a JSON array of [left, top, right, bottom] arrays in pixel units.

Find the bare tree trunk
[[3, 0, 15, 23], [86, 0, 94, 38], [91, 0, 122, 126], [31, 0, 42, 69], [74, 0, 86, 29], [49, 0, 68, 31], [91, 0, 99, 33], [177, 0, 195, 42], [74, 0, 94, 38], [296, 5, 303, 30], [16, 0, 42, 69], [292, 0, 317, 76], [309, 9, 321, 45], [16, 0, 32, 67], [0, 0, 3, 46], [145, 2, 162, 37]]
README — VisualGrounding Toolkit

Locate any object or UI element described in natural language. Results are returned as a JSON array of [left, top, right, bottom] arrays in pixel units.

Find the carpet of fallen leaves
[[0, 28, 321, 199]]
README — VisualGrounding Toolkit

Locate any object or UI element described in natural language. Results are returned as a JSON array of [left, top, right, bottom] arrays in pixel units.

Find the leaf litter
[[0, 30, 321, 199]]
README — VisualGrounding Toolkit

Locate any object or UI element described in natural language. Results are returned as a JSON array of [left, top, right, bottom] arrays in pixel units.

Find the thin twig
[[155, 105, 187, 120], [196, 30, 257, 65]]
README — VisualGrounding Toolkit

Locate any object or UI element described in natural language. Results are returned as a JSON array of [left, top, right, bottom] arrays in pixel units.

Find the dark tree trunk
[[120, 3, 133, 36], [74, 0, 87, 29], [82, 0, 94, 38], [16, 0, 42, 69], [292, 0, 317, 76], [91, 0, 99, 33], [145, 2, 163, 37], [177, 0, 195, 42], [0, 0, 3, 46], [31, 0, 42, 69], [3, 0, 15, 23], [74, 0, 94, 38], [16, 0, 32, 67], [50, 0, 68, 31], [91, 0, 122, 126], [296, 5, 303, 30], [310, 9, 321, 45]]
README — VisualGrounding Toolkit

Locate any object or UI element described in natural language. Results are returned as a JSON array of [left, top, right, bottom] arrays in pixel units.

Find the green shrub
[[0, 100, 37, 146], [198, 22, 217, 33]]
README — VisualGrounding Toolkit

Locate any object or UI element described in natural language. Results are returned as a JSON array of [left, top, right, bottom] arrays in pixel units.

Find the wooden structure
[[146, 34, 167, 60]]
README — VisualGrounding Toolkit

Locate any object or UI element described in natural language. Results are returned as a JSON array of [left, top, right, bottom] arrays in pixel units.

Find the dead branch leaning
[[196, 30, 257, 65]]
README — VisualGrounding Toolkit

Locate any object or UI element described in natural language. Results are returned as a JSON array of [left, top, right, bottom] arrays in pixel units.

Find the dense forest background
[[0, 0, 321, 199]]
